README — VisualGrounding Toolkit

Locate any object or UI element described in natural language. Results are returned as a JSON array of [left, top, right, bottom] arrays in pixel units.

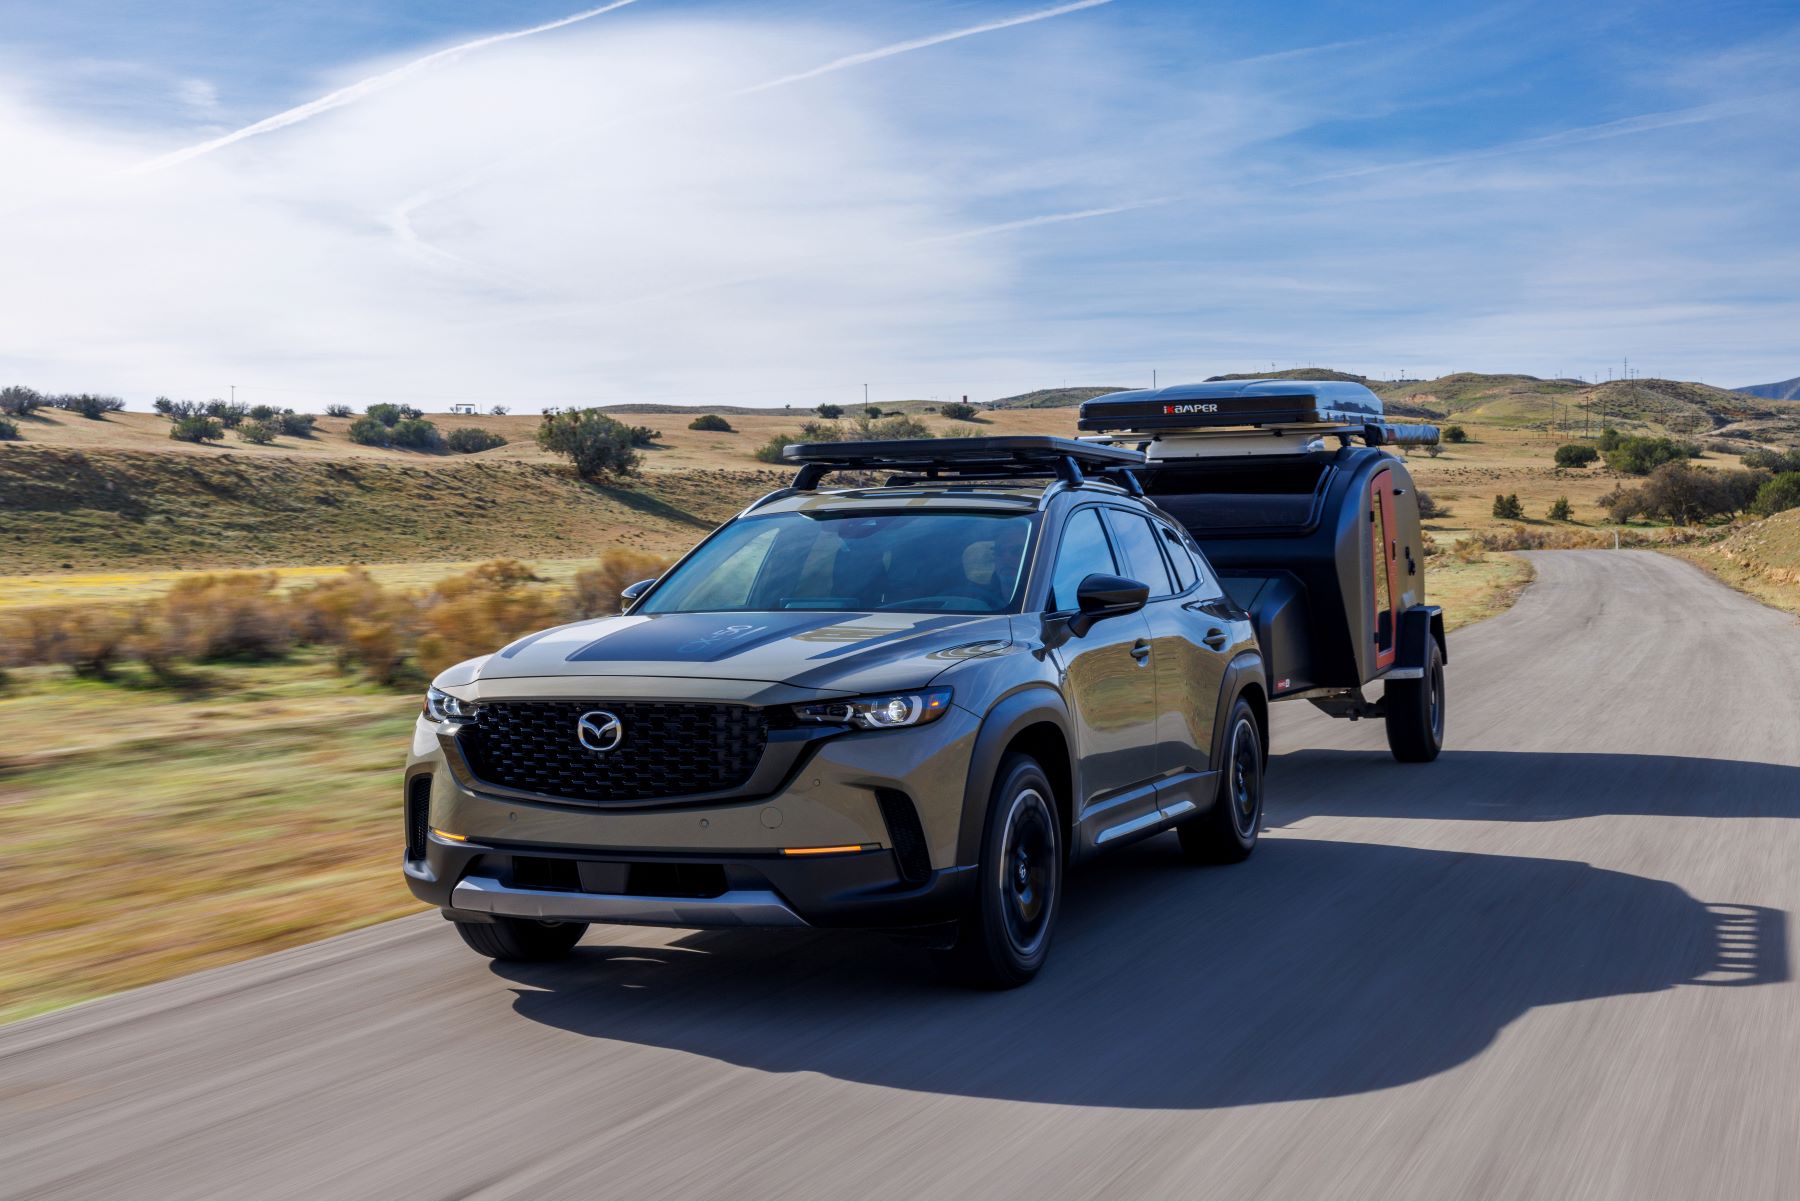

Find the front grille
[[457, 701, 767, 803], [404, 774, 431, 861]]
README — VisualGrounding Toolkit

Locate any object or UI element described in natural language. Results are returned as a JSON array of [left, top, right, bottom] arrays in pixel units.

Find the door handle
[[1203, 627, 1229, 651], [1130, 639, 1152, 663]]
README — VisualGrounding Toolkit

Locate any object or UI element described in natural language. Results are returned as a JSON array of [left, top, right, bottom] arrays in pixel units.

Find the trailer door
[[1369, 469, 1401, 672]]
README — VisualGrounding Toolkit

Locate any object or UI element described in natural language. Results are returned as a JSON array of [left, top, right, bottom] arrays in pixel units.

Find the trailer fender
[[1390, 605, 1446, 677]]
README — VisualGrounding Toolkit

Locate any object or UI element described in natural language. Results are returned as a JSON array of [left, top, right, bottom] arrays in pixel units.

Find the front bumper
[[403, 701, 981, 930]]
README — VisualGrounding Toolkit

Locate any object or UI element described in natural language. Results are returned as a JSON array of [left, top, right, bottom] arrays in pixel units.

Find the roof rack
[[782, 436, 1146, 491]]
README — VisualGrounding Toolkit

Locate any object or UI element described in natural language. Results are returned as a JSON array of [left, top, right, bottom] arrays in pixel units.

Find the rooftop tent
[[1078, 378, 1436, 448]]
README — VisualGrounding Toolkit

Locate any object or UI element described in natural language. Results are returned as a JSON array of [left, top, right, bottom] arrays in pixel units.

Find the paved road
[[4, 551, 1798, 1201]]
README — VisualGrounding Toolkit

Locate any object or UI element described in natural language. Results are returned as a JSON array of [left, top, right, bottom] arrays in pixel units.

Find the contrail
[[924, 198, 1173, 244], [125, 0, 641, 174], [733, 0, 1116, 96]]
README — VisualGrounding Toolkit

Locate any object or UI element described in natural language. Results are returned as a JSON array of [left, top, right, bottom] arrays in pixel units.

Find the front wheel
[[1177, 697, 1264, 864], [936, 754, 1062, 989], [453, 916, 588, 962], [1384, 637, 1445, 762]]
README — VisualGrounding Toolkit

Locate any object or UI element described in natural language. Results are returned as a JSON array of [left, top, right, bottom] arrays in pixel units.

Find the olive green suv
[[403, 437, 1266, 987]]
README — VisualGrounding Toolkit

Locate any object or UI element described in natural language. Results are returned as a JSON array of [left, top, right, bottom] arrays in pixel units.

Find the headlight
[[423, 686, 479, 722], [792, 688, 952, 730]]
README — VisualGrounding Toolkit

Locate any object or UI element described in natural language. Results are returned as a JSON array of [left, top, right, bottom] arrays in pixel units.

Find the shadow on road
[[493, 822, 1786, 1109], [1268, 749, 1800, 824]]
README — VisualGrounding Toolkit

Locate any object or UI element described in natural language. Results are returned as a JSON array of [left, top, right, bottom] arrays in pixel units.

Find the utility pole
[[1152, 369, 1157, 389], [863, 383, 869, 414], [230, 384, 235, 406]]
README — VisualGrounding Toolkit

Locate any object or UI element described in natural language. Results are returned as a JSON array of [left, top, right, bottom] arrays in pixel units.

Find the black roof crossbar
[[784, 436, 1145, 491]]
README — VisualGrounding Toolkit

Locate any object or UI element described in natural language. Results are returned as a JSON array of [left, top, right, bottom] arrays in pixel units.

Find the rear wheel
[[1178, 697, 1263, 864], [1384, 638, 1445, 762], [453, 916, 588, 962], [937, 754, 1061, 989]]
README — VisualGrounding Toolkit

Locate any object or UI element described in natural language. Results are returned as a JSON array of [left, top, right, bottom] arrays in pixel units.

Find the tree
[[446, 427, 507, 453], [816, 403, 844, 419], [1492, 493, 1525, 520], [1751, 472, 1800, 517], [489, 405, 510, 416], [203, 399, 248, 426], [236, 420, 277, 444], [689, 413, 733, 432], [536, 409, 641, 479], [247, 404, 280, 422], [1443, 425, 1468, 443], [1548, 496, 1573, 521], [1604, 435, 1698, 476], [939, 401, 980, 422], [1741, 447, 1800, 474], [0, 386, 45, 416], [169, 415, 225, 443], [1554, 443, 1598, 468], [57, 393, 126, 419], [324, 403, 355, 418]]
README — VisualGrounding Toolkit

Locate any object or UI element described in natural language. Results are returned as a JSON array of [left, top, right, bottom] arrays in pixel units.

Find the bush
[[346, 415, 389, 445], [1603, 463, 1767, 525], [203, 399, 248, 427], [158, 398, 205, 420], [389, 417, 442, 451], [57, 393, 126, 419], [414, 560, 562, 679], [446, 426, 507, 453], [1554, 443, 1598, 468], [169, 415, 225, 443], [689, 414, 733, 432], [751, 415, 918, 464], [0, 415, 19, 440], [1598, 427, 1623, 451], [236, 420, 277, 444], [1443, 425, 1468, 443], [0, 606, 141, 677], [864, 405, 884, 419], [278, 411, 316, 437], [816, 404, 844, 419], [1492, 493, 1525, 520], [1604, 435, 1697, 476], [1416, 489, 1447, 519], [1548, 496, 1573, 521], [158, 574, 296, 661], [490, 405, 510, 416], [248, 404, 280, 422], [1750, 472, 1800, 518], [536, 409, 640, 479], [324, 403, 355, 418], [939, 401, 980, 422], [567, 550, 673, 619], [626, 425, 660, 448], [365, 402, 423, 426], [0, 385, 45, 416], [1741, 448, 1800, 474]]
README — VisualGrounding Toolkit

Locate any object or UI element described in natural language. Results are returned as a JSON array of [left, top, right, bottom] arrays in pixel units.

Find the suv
[[403, 437, 1266, 987]]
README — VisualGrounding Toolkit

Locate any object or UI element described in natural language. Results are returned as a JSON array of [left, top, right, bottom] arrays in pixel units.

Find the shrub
[[1, 385, 45, 416], [1750, 472, 1800, 518], [324, 403, 355, 418], [1741, 448, 1800, 474], [0, 416, 17, 440], [1548, 496, 1573, 521], [278, 410, 316, 437], [1443, 425, 1468, 443], [289, 569, 416, 683], [864, 405, 884, 419], [754, 418, 856, 463], [567, 550, 673, 619], [536, 409, 640, 479], [389, 417, 442, 451], [169, 415, 225, 443], [236, 420, 277, 444], [1416, 489, 1447, 519], [158, 573, 296, 661], [414, 560, 563, 678], [346, 415, 390, 445], [1598, 427, 1623, 451], [1492, 493, 1524, 520], [1, 605, 142, 677], [689, 414, 733, 432], [1604, 463, 1767, 525], [446, 426, 507, 454], [158, 398, 205, 420], [248, 404, 280, 422], [816, 404, 844, 419], [57, 393, 126, 419], [1604, 435, 1698, 476], [1554, 443, 1598, 468], [490, 405, 510, 416], [365, 402, 422, 426], [939, 401, 980, 422], [859, 412, 931, 440], [627, 424, 660, 448], [204, 399, 248, 427]]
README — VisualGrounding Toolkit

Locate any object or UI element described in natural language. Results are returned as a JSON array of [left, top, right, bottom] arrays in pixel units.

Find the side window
[[1048, 508, 1118, 610], [1106, 510, 1174, 597], [1159, 524, 1196, 592], [1189, 544, 1223, 597]]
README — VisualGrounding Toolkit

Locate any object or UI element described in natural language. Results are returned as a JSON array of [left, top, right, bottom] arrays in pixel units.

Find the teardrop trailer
[[1077, 378, 1447, 761]]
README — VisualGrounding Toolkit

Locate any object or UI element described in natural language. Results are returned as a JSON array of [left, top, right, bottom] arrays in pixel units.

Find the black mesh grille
[[876, 790, 931, 884], [457, 701, 767, 803], [404, 774, 431, 861]]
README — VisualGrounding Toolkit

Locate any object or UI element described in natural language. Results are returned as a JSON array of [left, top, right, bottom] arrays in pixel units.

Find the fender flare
[[1395, 604, 1447, 672], [1208, 650, 1270, 769], [955, 686, 1075, 867]]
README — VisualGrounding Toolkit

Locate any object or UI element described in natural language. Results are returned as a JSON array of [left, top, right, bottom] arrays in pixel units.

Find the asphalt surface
[[4, 550, 1798, 1201]]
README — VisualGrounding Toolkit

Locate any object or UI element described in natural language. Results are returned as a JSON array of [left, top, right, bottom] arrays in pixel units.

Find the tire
[[1177, 697, 1264, 864], [1384, 636, 1445, 762], [453, 916, 588, 962], [936, 754, 1062, 989]]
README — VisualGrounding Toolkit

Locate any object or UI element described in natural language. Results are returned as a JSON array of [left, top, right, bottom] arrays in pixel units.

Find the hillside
[[1674, 507, 1800, 616], [985, 386, 1126, 409], [1735, 376, 1800, 402]]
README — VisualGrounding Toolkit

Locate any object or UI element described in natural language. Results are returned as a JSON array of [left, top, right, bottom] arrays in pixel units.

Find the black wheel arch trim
[[1209, 650, 1270, 772], [1396, 604, 1447, 670], [956, 685, 1075, 867]]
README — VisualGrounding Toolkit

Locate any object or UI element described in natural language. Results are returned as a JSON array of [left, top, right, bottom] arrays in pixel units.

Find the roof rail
[[784, 436, 1145, 491]]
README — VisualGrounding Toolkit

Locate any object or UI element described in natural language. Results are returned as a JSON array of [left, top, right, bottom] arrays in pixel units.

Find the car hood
[[465, 610, 1014, 695]]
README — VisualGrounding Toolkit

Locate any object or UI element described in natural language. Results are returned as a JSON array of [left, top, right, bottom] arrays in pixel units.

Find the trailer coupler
[[1303, 689, 1386, 721]]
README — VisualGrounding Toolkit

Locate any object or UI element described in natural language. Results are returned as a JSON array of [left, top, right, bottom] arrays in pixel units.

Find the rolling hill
[[1735, 377, 1800, 402]]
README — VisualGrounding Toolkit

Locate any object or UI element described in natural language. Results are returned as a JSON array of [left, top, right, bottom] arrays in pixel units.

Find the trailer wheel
[[1385, 638, 1444, 762]]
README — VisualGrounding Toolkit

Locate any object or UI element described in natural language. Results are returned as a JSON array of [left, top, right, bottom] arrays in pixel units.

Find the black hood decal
[[563, 612, 856, 664]]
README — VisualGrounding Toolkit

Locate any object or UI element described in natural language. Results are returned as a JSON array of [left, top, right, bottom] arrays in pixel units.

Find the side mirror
[[619, 578, 657, 606], [1069, 573, 1148, 637]]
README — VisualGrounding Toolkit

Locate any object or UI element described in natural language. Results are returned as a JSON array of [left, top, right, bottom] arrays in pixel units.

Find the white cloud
[[174, 78, 220, 116]]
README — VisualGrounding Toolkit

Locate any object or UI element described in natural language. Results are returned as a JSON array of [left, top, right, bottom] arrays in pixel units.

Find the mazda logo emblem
[[576, 710, 624, 753]]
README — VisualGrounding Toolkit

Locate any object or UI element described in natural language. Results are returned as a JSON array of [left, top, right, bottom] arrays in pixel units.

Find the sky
[[0, 0, 1796, 411]]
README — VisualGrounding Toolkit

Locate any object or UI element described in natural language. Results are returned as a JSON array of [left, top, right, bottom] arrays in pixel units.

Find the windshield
[[640, 510, 1036, 615]]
